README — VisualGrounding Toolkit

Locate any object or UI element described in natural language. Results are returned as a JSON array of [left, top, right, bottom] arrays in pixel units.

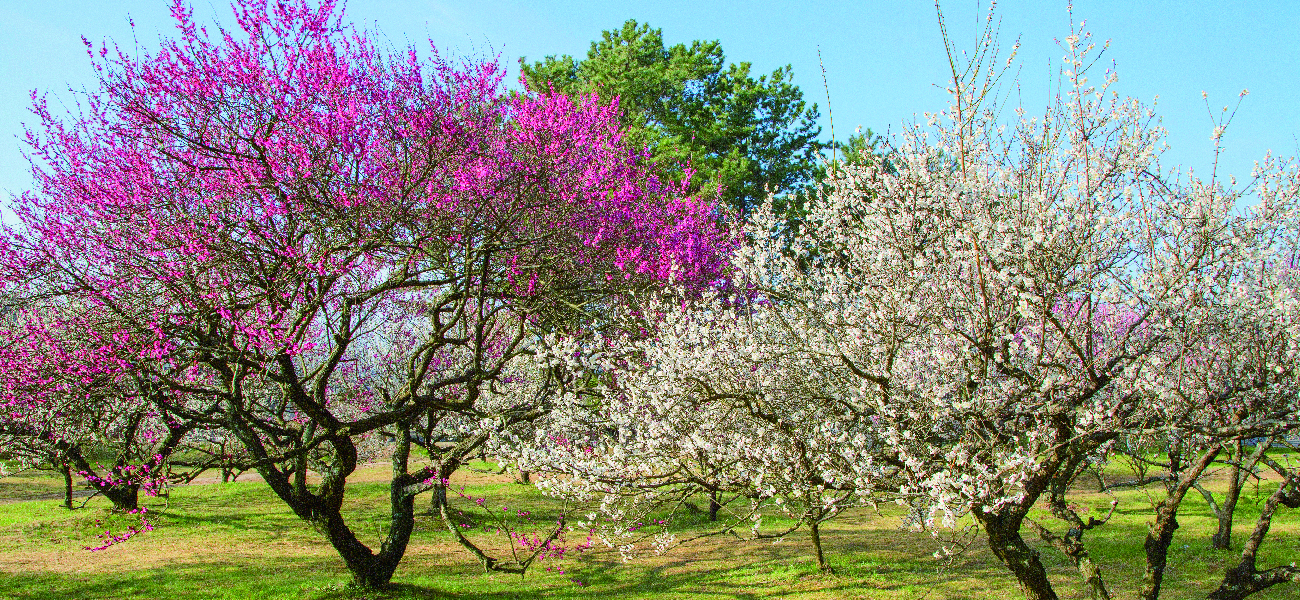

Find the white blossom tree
[[525, 10, 1300, 600], [517, 295, 884, 572]]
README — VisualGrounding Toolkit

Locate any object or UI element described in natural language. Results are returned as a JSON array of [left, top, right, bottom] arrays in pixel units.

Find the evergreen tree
[[522, 20, 822, 219]]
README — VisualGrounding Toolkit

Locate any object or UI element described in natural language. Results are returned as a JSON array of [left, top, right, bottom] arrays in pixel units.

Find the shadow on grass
[[0, 548, 981, 600], [153, 507, 304, 534], [2, 555, 349, 600]]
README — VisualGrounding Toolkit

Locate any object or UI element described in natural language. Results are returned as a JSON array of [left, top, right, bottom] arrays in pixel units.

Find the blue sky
[[1, 0, 1297, 207]]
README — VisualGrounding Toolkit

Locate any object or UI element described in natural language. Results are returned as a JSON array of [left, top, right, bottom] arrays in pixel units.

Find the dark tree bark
[[60, 460, 74, 510], [808, 517, 832, 574], [59, 443, 142, 511], [977, 509, 1060, 600], [256, 429, 418, 588], [1138, 446, 1221, 600], [1208, 468, 1300, 600], [101, 485, 141, 511]]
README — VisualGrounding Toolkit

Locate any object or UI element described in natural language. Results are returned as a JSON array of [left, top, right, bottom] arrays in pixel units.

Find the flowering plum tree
[[0, 300, 216, 511], [527, 10, 1300, 600], [1, 0, 730, 588], [772, 18, 1300, 598], [519, 294, 880, 573]]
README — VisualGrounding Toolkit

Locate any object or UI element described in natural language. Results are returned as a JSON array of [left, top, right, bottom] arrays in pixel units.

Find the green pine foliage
[[522, 20, 822, 219]]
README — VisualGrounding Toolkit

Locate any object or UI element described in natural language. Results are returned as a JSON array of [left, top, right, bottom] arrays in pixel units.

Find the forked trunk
[[321, 509, 405, 588], [977, 511, 1059, 600], [251, 426, 421, 590], [322, 433, 419, 588]]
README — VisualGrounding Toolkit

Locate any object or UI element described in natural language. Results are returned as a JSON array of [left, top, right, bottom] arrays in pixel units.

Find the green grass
[[0, 467, 69, 502], [1, 461, 1298, 600]]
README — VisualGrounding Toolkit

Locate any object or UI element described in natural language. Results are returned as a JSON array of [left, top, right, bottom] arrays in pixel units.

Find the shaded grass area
[[1, 461, 1298, 599], [0, 468, 70, 502]]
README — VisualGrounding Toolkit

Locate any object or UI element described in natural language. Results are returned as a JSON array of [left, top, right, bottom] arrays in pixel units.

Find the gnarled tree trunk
[[1208, 469, 1300, 600], [977, 509, 1059, 600], [252, 426, 420, 589], [101, 484, 140, 511]]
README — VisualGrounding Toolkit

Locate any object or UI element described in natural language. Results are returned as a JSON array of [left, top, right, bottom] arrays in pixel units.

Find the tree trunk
[[808, 517, 832, 574], [321, 508, 403, 588], [1211, 439, 1269, 551], [978, 511, 1059, 600], [1208, 471, 1300, 600], [1140, 504, 1178, 600], [319, 432, 419, 588], [1072, 552, 1110, 600], [246, 419, 417, 590], [708, 489, 720, 522], [428, 454, 456, 513], [61, 462, 74, 510], [431, 481, 447, 511], [101, 484, 140, 511], [1211, 460, 1243, 550], [1139, 446, 1220, 600], [55, 443, 139, 510], [1031, 521, 1110, 600]]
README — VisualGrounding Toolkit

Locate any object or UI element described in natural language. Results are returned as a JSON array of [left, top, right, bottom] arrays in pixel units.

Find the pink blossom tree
[[2, 0, 730, 588], [0, 298, 218, 511]]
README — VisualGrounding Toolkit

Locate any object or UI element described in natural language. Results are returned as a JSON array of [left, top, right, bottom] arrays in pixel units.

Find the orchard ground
[[1, 456, 1297, 600]]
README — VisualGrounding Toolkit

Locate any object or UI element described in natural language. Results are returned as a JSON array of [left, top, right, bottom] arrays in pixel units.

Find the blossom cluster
[[84, 508, 154, 552], [512, 17, 1300, 596], [0, 0, 732, 587]]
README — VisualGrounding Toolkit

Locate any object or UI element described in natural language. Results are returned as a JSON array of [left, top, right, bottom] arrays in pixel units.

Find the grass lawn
[[1, 458, 1297, 600]]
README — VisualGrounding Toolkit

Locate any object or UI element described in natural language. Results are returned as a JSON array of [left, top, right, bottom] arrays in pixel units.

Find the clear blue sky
[[2, 0, 1297, 208]]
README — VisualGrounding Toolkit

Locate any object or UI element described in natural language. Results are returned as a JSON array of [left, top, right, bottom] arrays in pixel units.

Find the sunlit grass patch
[[1, 462, 1297, 599]]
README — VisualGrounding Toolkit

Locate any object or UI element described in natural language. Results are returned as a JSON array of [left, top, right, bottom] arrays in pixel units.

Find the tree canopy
[[0, 0, 731, 587], [521, 20, 822, 219]]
